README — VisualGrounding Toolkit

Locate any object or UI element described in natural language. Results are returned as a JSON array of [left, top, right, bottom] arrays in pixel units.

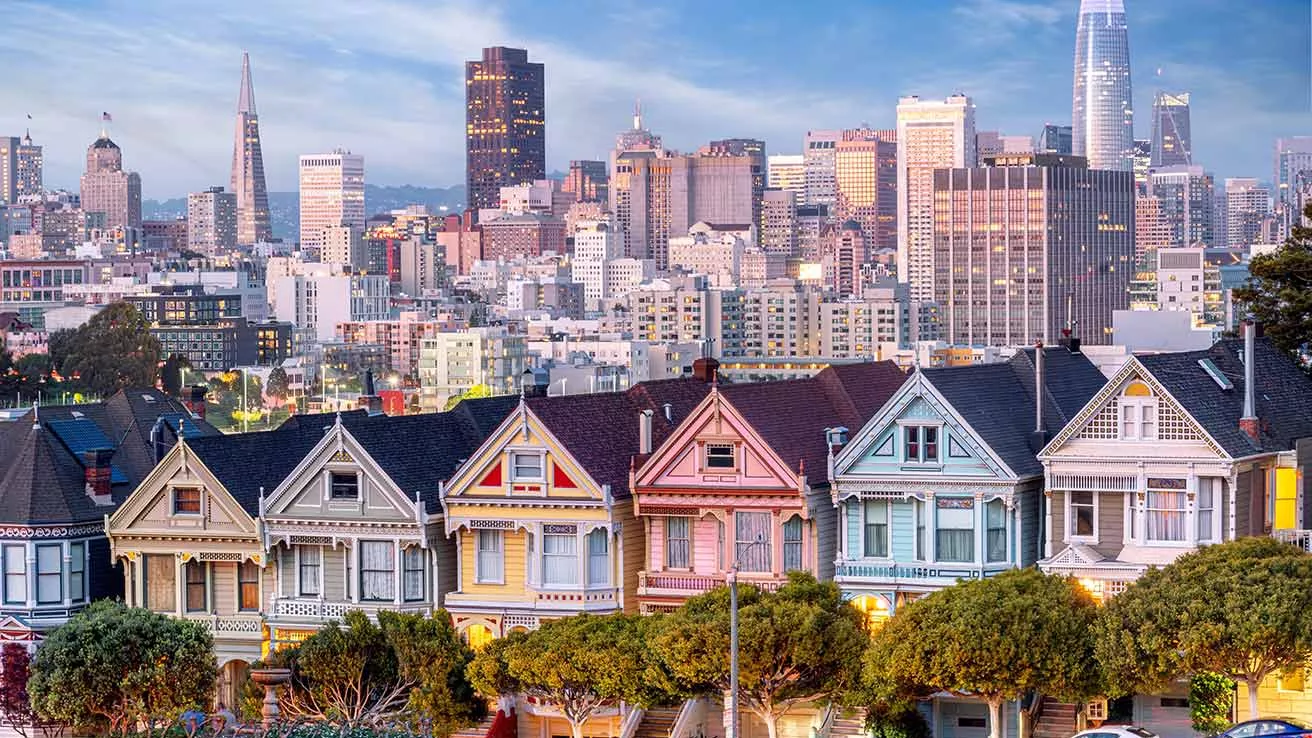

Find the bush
[[1189, 673, 1235, 736], [866, 703, 931, 738]]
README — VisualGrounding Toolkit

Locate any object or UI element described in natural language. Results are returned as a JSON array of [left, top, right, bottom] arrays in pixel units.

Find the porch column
[[926, 493, 937, 562], [973, 493, 985, 570], [1043, 491, 1054, 559], [24, 545, 35, 608], [1187, 471, 1199, 546], [394, 539, 403, 606], [122, 558, 133, 607], [1136, 465, 1148, 545], [838, 499, 848, 560], [175, 554, 185, 616], [133, 555, 145, 607]]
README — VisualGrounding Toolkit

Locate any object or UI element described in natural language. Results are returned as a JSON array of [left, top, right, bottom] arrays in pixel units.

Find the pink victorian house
[[631, 360, 906, 613]]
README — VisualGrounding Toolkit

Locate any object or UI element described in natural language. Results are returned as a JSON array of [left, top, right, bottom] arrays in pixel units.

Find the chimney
[[1240, 322, 1259, 442], [638, 409, 654, 455], [183, 385, 207, 420], [1030, 342, 1049, 452], [83, 448, 114, 502], [825, 427, 849, 484], [692, 357, 720, 383], [663, 403, 673, 422]]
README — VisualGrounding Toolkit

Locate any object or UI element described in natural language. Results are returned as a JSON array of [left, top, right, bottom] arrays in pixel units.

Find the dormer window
[[705, 444, 736, 470], [511, 452, 544, 481], [903, 426, 939, 463], [330, 472, 359, 500], [172, 488, 201, 515], [1119, 381, 1157, 441]]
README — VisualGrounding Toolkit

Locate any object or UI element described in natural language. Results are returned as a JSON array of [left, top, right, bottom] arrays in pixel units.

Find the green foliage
[[1233, 202, 1312, 359], [1095, 537, 1312, 718], [377, 610, 484, 736], [161, 354, 192, 397], [1189, 673, 1236, 735], [48, 302, 162, 398], [865, 569, 1100, 738], [443, 384, 493, 411], [266, 366, 291, 402], [649, 572, 868, 738], [866, 703, 931, 738], [28, 601, 216, 738]]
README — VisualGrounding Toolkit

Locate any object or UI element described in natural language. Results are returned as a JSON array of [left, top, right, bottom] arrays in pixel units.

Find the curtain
[[782, 516, 803, 571], [360, 541, 394, 601], [299, 546, 321, 596], [735, 512, 771, 572], [986, 500, 1007, 563], [936, 506, 974, 563], [36, 545, 61, 605], [863, 500, 888, 557], [476, 530, 503, 583], [1147, 490, 1187, 542], [587, 530, 609, 586], [403, 548, 424, 601], [665, 517, 690, 569], [1197, 479, 1215, 542], [543, 534, 578, 585]]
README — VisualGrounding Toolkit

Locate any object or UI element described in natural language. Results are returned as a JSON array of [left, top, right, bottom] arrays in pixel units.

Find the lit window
[[1070, 491, 1096, 538]]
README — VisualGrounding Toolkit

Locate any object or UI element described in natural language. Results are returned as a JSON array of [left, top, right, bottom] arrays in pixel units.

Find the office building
[[828, 220, 867, 299], [1155, 247, 1221, 325], [562, 160, 608, 203], [570, 218, 626, 309], [835, 132, 897, 251], [1, 133, 42, 204], [1224, 178, 1271, 249], [465, 47, 546, 212], [336, 312, 442, 378], [398, 236, 445, 296], [79, 134, 142, 232], [668, 222, 749, 284], [1150, 92, 1192, 167], [761, 188, 797, 256], [932, 153, 1134, 346], [683, 151, 756, 237], [1039, 124, 1073, 155], [271, 272, 389, 343], [803, 130, 841, 206], [186, 186, 237, 254], [1072, 0, 1133, 171], [975, 131, 1034, 163], [703, 138, 766, 237], [417, 327, 528, 410], [896, 94, 975, 302], [480, 212, 566, 262], [322, 223, 366, 270], [1148, 165, 1215, 247], [767, 154, 806, 198], [1273, 137, 1312, 237], [230, 52, 272, 245], [298, 150, 365, 251], [1135, 195, 1173, 259], [1132, 139, 1151, 194]]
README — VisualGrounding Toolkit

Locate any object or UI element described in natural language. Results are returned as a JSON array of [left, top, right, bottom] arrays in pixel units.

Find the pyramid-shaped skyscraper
[[230, 52, 271, 245]]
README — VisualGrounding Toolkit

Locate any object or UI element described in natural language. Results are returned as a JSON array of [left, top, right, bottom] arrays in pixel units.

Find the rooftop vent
[[1197, 358, 1233, 390]]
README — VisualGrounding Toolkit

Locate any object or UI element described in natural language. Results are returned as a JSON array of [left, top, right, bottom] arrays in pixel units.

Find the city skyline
[[1, 0, 1306, 198]]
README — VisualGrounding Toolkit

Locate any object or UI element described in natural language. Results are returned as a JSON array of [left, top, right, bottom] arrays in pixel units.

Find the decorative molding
[[196, 552, 244, 562], [543, 523, 577, 535], [288, 535, 332, 546], [470, 520, 516, 530], [329, 450, 355, 463], [639, 506, 702, 516], [0, 523, 104, 540]]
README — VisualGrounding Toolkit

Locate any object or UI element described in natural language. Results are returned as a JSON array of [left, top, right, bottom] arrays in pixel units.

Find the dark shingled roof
[[923, 347, 1106, 478], [1136, 337, 1312, 458], [0, 388, 221, 525]]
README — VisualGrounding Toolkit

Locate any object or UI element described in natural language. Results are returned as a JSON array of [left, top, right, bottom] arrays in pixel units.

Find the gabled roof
[[0, 388, 221, 526], [922, 347, 1105, 478], [1136, 337, 1312, 458]]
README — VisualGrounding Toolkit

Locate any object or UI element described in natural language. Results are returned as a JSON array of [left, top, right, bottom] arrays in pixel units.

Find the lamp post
[[728, 534, 766, 738]]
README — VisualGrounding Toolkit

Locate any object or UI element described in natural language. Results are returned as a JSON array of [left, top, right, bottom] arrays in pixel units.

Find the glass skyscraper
[[465, 47, 546, 214], [1072, 0, 1133, 171]]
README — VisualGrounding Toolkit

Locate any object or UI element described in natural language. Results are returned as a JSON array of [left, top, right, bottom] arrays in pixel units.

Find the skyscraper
[[14, 132, 41, 200], [803, 130, 841, 207], [465, 47, 545, 213], [1039, 124, 1073, 155], [80, 133, 142, 232], [1273, 137, 1312, 237], [0, 138, 17, 205], [1150, 92, 1192, 167], [298, 150, 365, 252], [1147, 166, 1215, 248], [703, 138, 766, 239], [1224, 178, 1271, 249], [230, 52, 272, 245], [835, 131, 897, 252], [896, 94, 975, 302], [562, 160, 608, 203], [767, 155, 805, 199], [187, 186, 238, 254], [1072, 0, 1133, 171], [1132, 139, 1151, 194]]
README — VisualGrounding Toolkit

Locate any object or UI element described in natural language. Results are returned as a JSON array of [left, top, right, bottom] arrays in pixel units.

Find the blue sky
[[3, 0, 1307, 198]]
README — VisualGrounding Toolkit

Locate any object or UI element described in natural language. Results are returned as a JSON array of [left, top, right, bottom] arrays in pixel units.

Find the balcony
[[637, 570, 785, 600], [1276, 529, 1312, 553], [269, 598, 430, 622], [834, 560, 1007, 589], [183, 613, 263, 638]]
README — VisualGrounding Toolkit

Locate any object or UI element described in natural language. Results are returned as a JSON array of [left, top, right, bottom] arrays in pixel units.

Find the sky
[[3, 0, 1308, 199]]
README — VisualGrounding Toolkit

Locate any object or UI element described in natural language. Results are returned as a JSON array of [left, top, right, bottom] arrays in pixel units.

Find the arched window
[[464, 623, 495, 651], [851, 594, 892, 630], [1119, 381, 1157, 441]]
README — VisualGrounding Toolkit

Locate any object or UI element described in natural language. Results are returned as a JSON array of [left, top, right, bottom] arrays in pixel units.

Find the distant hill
[[143, 184, 468, 242]]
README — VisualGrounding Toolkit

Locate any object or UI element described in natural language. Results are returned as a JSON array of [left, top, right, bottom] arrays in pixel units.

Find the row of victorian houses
[[1, 329, 1310, 738]]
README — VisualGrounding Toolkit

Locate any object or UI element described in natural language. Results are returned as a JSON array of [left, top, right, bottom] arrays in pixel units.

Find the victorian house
[[1037, 330, 1312, 736], [0, 388, 219, 648], [631, 362, 907, 614]]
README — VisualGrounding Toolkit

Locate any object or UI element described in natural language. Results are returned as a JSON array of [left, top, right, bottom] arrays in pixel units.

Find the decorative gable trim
[[263, 423, 419, 521], [106, 441, 259, 540]]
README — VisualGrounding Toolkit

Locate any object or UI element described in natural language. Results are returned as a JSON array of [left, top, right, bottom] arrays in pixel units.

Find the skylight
[[1198, 358, 1233, 390]]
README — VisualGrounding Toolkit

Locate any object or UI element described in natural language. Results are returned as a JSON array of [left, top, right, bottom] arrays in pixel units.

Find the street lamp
[[728, 533, 767, 738]]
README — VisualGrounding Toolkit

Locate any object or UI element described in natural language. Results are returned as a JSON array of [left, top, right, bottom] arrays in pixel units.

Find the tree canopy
[[865, 569, 1100, 738], [444, 383, 493, 411], [266, 365, 291, 403], [1096, 537, 1312, 718], [48, 302, 162, 398], [1233, 202, 1312, 358], [27, 601, 215, 738], [160, 354, 192, 397], [649, 572, 868, 738]]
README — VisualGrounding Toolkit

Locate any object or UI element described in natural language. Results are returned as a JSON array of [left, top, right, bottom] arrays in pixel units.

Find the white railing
[[1276, 529, 1312, 552], [618, 706, 646, 738], [816, 703, 837, 738], [273, 599, 349, 619], [185, 614, 263, 637], [670, 698, 705, 738]]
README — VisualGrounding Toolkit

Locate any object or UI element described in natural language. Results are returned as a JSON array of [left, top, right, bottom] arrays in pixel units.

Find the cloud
[[952, 0, 1065, 40]]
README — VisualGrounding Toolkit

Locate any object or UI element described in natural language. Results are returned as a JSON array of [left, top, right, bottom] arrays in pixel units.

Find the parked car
[[1215, 719, 1312, 738], [1071, 727, 1159, 738]]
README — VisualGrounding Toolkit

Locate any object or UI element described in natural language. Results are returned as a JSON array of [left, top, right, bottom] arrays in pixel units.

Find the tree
[[444, 383, 493, 411], [1096, 537, 1312, 718], [468, 614, 661, 738], [649, 572, 868, 738], [48, 302, 161, 398], [266, 366, 291, 403], [0, 643, 60, 738], [160, 354, 192, 397], [27, 600, 215, 738], [1233, 202, 1312, 358], [865, 569, 1101, 738], [379, 610, 484, 736]]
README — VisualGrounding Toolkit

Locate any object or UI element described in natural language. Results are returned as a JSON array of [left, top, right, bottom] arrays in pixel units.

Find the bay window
[[1146, 480, 1188, 542], [913, 499, 927, 561], [782, 516, 803, 572], [587, 530, 609, 586], [1197, 478, 1218, 542], [936, 501, 974, 563], [36, 544, 61, 605], [542, 533, 578, 586], [986, 500, 1007, 563], [298, 546, 321, 596], [359, 541, 395, 601], [475, 530, 503, 584], [665, 517, 690, 569], [69, 542, 85, 602], [403, 547, 424, 602], [735, 512, 771, 573], [184, 560, 207, 612], [863, 500, 889, 558], [1069, 491, 1096, 538]]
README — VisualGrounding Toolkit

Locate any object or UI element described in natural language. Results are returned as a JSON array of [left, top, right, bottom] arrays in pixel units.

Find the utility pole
[[728, 534, 766, 738]]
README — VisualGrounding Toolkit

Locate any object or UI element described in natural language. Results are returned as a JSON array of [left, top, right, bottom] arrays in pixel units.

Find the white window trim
[[402, 546, 425, 602], [2, 544, 26, 606], [507, 449, 546, 483], [1143, 483, 1192, 547], [664, 516, 692, 571], [1065, 490, 1100, 543], [357, 540, 397, 603], [861, 499, 891, 560], [540, 529, 581, 589], [1119, 397, 1157, 442], [236, 558, 262, 612], [1196, 477, 1222, 544], [169, 485, 204, 517], [894, 420, 945, 466], [296, 545, 322, 598], [702, 442, 738, 472], [326, 469, 361, 501], [474, 529, 505, 585], [34, 543, 63, 606], [68, 541, 86, 604]]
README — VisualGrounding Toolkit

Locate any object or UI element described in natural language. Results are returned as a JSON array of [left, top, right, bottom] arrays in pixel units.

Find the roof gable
[[108, 441, 258, 540]]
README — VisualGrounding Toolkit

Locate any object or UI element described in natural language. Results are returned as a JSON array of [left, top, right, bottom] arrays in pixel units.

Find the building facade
[[298, 151, 365, 251], [1149, 92, 1192, 168], [1072, 0, 1133, 171], [230, 53, 272, 245], [187, 187, 238, 255], [466, 47, 546, 213], [79, 135, 142, 232]]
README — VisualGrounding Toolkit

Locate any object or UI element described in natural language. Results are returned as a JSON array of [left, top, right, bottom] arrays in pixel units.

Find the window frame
[[704, 443, 737, 470], [1145, 480, 1189, 544], [862, 499, 890, 558], [782, 515, 804, 572], [542, 532, 579, 587], [358, 540, 395, 602], [913, 498, 927, 562], [900, 424, 942, 464], [329, 472, 360, 501], [475, 529, 504, 584], [298, 546, 322, 597], [935, 501, 975, 564], [665, 516, 691, 570], [172, 487, 202, 516], [402, 547, 425, 602], [238, 560, 260, 612], [586, 529, 609, 587], [1067, 490, 1098, 541], [734, 511, 772, 573], [35, 544, 62, 606], [3, 545, 25, 606], [184, 560, 208, 613], [68, 542, 85, 603], [510, 452, 544, 482], [985, 499, 1008, 563], [1197, 477, 1219, 543]]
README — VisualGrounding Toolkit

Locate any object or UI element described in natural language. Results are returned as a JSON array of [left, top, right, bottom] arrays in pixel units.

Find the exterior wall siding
[[809, 488, 836, 581], [1093, 491, 1126, 559]]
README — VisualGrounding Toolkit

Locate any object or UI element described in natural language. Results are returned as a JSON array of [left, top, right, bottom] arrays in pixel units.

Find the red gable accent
[[478, 463, 503, 488], [553, 463, 578, 489]]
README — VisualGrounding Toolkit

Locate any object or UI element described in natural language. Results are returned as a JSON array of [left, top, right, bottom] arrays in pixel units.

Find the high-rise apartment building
[[570, 218, 626, 308], [1147, 165, 1215, 247], [418, 327, 528, 410], [562, 160, 608, 203], [1273, 137, 1312, 237], [932, 154, 1133, 346], [1134, 195, 1172, 260], [322, 224, 366, 270], [896, 94, 975, 302], [761, 188, 797, 256], [1072, 0, 1133, 171], [803, 130, 841, 207], [16, 133, 41, 199], [465, 47, 545, 213], [703, 138, 766, 238], [79, 134, 142, 232], [298, 150, 365, 251], [829, 221, 867, 299], [1039, 124, 1073, 155], [1224, 178, 1271, 249], [186, 186, 237, 254], [835, 131, 897, 252], [1150, 92, 1192, 167], [767, 154, 806, 198], [271, 272, 389, 343], [230, 53, 272, 245], [2, 132, 42, 203]]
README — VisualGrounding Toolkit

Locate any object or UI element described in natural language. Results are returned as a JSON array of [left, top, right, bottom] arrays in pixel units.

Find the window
[[1278, 666, 1306, 693], [403, 547, 424, 601], [543, 533, 578, 586], [476, 530, 503, 584], [913, 499, 927, 561], [238, 560, 260, 611], [1146, 481, 1188, 542], [1197, 478, 1217, 543], [330, 472, 359, 500], [1119, 382, 1157, 441], [735, 512, 771, 573], [587, 530, 609, 586], [69, 542, 85, 602], [511, 452, 543, 480], [782, 516, 804, 571], [185, 561, 207, 612], [903, 426, 939, 463], [1070, 491, 1096, 538], [986, 500, 1007, 563], [298, 546, 321, 596], [863, 500, 889, 558], [665, 517, 690, 569], [705, 444, 736, 469], [36, 545, 61, 605], [3, 546, 25, 605], [360, 541, 394, 601], [936, 502, 974, 563], [144, 554, 174, 612], [173, 487, 201, 515]]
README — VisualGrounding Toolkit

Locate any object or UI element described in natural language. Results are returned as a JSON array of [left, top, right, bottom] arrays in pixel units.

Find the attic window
[[1197, 359, 1233, 390], [172, 487, 201, 515], [705, 444, 736, 469], [142, 394, 156, 403], [330, 472, 359, 500]]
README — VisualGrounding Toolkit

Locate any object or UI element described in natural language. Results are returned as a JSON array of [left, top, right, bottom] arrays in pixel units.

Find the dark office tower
[[1073, 0, 1133, 171], [933, 153, 1133, 346], [1039, 124, 1073, 155], [563, 160, 608, 203], [1150, 92, 1192, 167], [230, 52, 272, 245], [465, 47, 546, 214], [702, 138, 766, 241]]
